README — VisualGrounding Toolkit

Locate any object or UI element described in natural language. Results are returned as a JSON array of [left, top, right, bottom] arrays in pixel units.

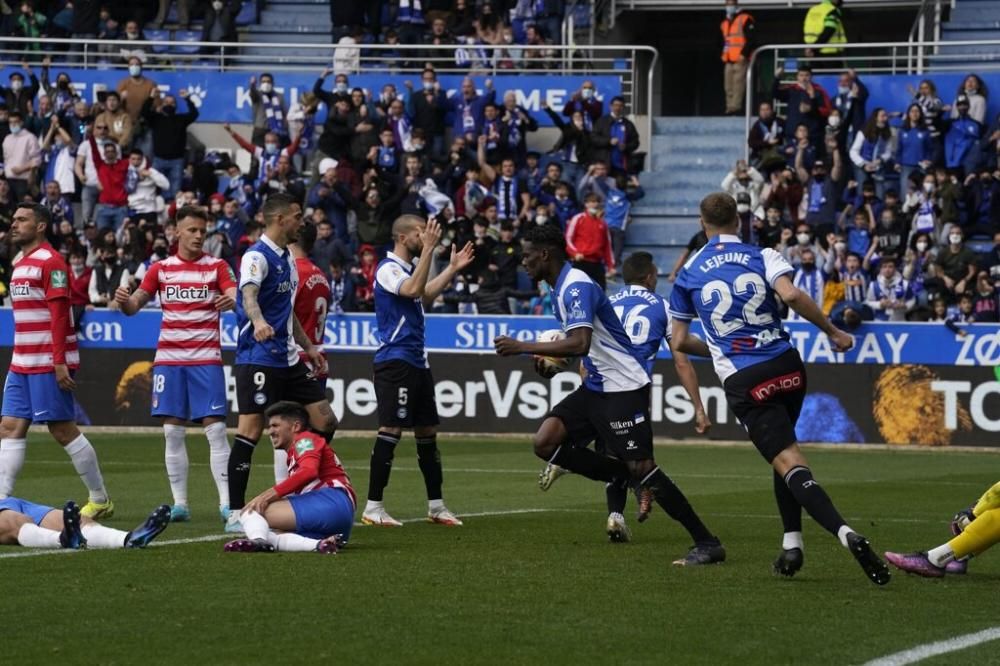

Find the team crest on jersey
[[569, 297, 585, 321], [397, 407, 408, 419], [50, 270, 67, 288], [249, 261, 259, 277], [295, 438, 315, 454], [253, 391, 267, 405]]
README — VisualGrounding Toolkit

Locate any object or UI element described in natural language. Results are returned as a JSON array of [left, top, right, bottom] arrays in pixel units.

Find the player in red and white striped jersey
[[226, 401, 354, 554], [115, 207, 238, 524], [0, 203, 114, 519], [272, 223, 332, 483]]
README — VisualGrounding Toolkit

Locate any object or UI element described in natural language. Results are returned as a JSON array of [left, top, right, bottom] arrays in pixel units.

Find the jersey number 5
[[701, 273, 773, 337]]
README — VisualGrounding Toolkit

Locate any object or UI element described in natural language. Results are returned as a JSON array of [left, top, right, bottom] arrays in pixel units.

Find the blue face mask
[[838, 85, 850, 96], [725, 5, 736, 17], [9, 124, 22, 134], [265, 143, 278, 154], [335, 83, 348, 93]]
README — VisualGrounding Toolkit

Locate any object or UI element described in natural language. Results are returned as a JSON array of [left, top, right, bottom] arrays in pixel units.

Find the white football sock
[[428, 499, 445, 512], [163, 424, 189, 507], [239, 510, 270, 541], [782, 531, 804, 551], [273, 448, 289, 483], [0, 437, 27, 498], [364, 500, 384, 513], [837, 525, 855, 548], [81, 523, 128, 549], [17, 523, 61, 548], [272, 532, 320, 552], [927, 543, 955, 567], [203, 421, 231, 507], [63, 435, 108, 503]]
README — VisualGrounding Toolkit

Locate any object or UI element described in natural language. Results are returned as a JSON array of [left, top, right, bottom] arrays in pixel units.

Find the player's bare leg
[[47, 420, 112, 519], [415, 425, 461, 526], [770, 445, 890, 585], [363, 426, 404, 527], [0, 416, 30, 499]]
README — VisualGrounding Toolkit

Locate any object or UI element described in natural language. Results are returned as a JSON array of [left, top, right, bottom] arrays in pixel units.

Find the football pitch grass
[[4, 434, 1000, 665]]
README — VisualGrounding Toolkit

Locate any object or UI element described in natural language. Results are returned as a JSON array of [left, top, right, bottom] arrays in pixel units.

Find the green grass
[[3, 435, 1000, 665]]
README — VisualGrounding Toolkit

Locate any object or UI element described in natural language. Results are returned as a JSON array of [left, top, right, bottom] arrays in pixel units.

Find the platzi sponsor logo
[[163, 285, 209, 302]]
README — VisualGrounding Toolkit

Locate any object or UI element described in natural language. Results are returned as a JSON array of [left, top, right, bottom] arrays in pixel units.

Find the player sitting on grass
[[885, 481, 1000, 577], [225, 401, 355, 554], [0, 498, 169, 549]]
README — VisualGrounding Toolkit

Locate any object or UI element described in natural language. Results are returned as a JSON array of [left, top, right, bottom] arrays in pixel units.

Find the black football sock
[[641, 467, 716, 544], [549, 445, 629, 484], [784, 466, 847, 538], [367, 432, 400, 502], [227, 435, 257, 511], [606, 478, 629, 515], [416, 435, 443, 501], [773, 469, 803, 535]]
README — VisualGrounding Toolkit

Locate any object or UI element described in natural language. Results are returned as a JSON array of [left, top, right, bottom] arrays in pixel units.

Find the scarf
[[841, 269, 867, 302], [609, 118, 627, 169], [492, 177, 519, 220], [483, 118, 501, 151], [808, 180, 826, 213], [506, 114, 522, 149], [388, 115, 412, 152], [261, 92, 285, 135], [126, 165, 140, 194], [298, 114, 317, 152], [398, 0, 424, 24], [377, 145, 398, 170]]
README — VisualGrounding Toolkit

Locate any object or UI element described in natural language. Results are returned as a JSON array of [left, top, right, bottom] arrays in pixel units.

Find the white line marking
[[860, 627, 1000, 666]]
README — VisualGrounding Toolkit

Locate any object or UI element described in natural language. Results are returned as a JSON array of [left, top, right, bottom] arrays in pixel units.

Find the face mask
[[813, 172, 825, 182], [767, 215, 781, 224], [834, 241, 847, 253], [10, 80, 22, 92], [556, 195, 567, 202], [796, 233, 810, 245], [103, 255, 115, 264], [265, 142, 280, 155], [212, 0, 223, 9], [382, 92, 395, 103], [154, 246, 167, 258], [586, 206, 599, 216], [422, 81, 434, 91], [412, 142, 424, 151], [335, 83, 348, 93], [503, 34, 513, 43], [535, 215, 548, 224], [162, 104, 176, 115], [950, 234, 962, 245], [923, 183, 934, 193], [57, 79, 69, 89], [828, 115, 841, 128], [581, 88, 594, 100], [129, 65, 141, 77], [259, 82, 273, 93], [837, 85, 850, 96], [801, 262, 816, 271], [725, 6, 736, 18], [916, 241, 928, 252], [9, 124, 22, 134], [737, 204, 750, 214]]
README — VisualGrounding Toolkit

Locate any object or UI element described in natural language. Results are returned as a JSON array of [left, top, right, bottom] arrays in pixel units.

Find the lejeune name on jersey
[[699, 251, 750, 272]]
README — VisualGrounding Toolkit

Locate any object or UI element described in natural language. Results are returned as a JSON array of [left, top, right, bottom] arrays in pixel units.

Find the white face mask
[[950, 234, 963, 245], [586, 206, 599, 216], [422, 80, 434, 91], [828, 115, 841, 128], [535, 215, 548, 224], [725, 6, 736, 17], [923, 183, 934, 193], [581, 88, 593, 100], [335, 82, 348, 93], [259, 82, 273, 94], [212, 0, 223, 9], [834, 241, 847, 253], [10, 80, 23, 92], [916, 241, 928, 252], [837, 85, 850, 96], [264, 142, 278, 154], [128, 65, 141, 77], [737, 204, 750, 214], [796, 233, 811, 245]]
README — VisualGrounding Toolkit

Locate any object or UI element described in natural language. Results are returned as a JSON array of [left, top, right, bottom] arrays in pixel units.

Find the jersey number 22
[[701, 273, 773, 337]]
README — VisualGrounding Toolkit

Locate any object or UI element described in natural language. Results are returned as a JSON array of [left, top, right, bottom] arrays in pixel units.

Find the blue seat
[[235, 1, 257, 26], [172, 30, 203, 55], [145, 28, 171, 54]]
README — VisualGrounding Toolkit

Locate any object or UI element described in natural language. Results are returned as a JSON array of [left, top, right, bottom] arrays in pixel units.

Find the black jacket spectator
[[407, 84, 449, 145], [591, 112, 640, 172], [316, 106, 353, 160], [142, 96, 198, 161], [772, 73, 826, 148], [545, 106, 592, 164], [1, 73, 40, 117]]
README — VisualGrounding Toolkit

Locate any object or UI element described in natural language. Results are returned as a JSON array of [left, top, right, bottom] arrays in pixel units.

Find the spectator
[[449, 0, 476, 37], [1, 62, 40, 116], [772, 64, 827, 151], [865, 256, 914, 321], [478, 139, 531, 223], [872, 206, 907, 262], [202, 0, 240, 46], [96, 91, 134, 147], [971, 270, 999, 322], [784, 222, 824, 267], [720, 0, 755, 115], [604, 175, 644, 271], [74, 120, 112, 227], [14, 2, 47, 56], [838, 204, 872, 257], [795, 136, 842, 235], [445, 269, 537, 314], [287, 92, 320, 176], [41, 180, 74, 233], [67, 249, 92, 327], [577, 160, 616, 202], [88, 241, 131, 309], [87, 135, 130, 231], [908, 79, 945, 160], [328, 261, 358, 314], [2, 111, 41, 201], [333, 25, 363, 75], [903, 172, 940, 240], [500, 91, 538, 166], [405, 70, 448, 160], [748, 101, 786, 173], [895, 103, 934, 190], [934, 166, 963, 228], [839, 250, 869, 303], [592, 96, 640, 176], [311, 216, 354, 272], [803, 0, 846, 61], [542, 100, 591, 188], [903, 232, 936, 305], [308, 158, 355, 243], [562, 80, 603, 131], [945, 94, 982, 176], [355, 185, 405, 249], [214, 197, 248, 248], [249, 73, 288, 147], [981, 230, 1000, 283], [154, 0, 193, 29], [565, 192, 614, 288], [788, 246, 833, 317], [117, 57, 157, 128], [935, 227, 978, 295], [721, 159, 765, 214], [829, 299, 873, 330], [453, 161, 489, 218], [422, 17, 455, 67], [953, 75, 988, 126], [223, 122, 302, 196], [261, 153, 306, 203], [352, 244, 378, 310], [448, 77, 495, 144], [831, 69, 868, 142], [71, 0, 101, 43], [125, 148, 169, 227], [142, 88, 197, 201], [964, 168, 1000, 236], [40, 59, 79, 115], [849, 108, 895, 198], [943, 293, 976, 334]]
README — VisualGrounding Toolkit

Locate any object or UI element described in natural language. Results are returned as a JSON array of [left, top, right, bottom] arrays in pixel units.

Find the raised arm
[[424, 241, 475, 304], [477, 135, 497, 182], [223, 123, 256, 153]]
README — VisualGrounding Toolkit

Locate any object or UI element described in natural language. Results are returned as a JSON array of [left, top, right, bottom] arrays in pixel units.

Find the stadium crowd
[[0, 45, 643, 319], [726, 66, 1000, 329]]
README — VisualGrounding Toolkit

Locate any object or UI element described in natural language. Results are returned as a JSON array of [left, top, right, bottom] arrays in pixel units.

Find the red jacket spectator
[[88, 136, 129, 206], [69, 266, 92, 307], [565, 210, 614, 270]]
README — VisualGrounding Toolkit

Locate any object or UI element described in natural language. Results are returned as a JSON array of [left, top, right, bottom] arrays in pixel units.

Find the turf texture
[[2, 434, 999, 665]]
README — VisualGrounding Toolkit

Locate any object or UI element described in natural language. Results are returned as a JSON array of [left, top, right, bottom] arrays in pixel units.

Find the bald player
[[362, 215, 474, 528]]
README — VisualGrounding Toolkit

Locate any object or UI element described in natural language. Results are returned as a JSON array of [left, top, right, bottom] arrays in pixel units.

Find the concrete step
[[626, 217, 701, 245], [244, 30, 332, 43], [247, 22, 332, 34], [946, 8, 1000, 23], [259, 8, 330, 25], [632, 203, 703, 216], [940, 28, 1000, 41], [268, 0, 328, 4], [943, 20, 1000, 30], [653, 116, 746, 135]]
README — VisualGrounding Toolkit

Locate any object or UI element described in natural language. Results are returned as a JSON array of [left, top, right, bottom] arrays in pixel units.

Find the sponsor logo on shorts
[[254, 391, 267, 405], [609, 418, 635, 431], [750, 371, 803, 403], [397, 407, 408, 419], [634, 412, 645, 424], [626, 440, 637, 450], [151, 395, 159, 408]]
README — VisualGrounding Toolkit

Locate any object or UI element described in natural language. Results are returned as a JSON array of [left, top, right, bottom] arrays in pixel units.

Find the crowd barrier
[[2, 310, 999, 446]]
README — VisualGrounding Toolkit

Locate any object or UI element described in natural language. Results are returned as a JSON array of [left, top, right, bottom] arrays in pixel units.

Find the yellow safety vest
[[803, 0, 846, 55]]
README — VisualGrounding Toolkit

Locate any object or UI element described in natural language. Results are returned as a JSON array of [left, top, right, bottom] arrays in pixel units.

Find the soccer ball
[[533, 329, 576, 378]]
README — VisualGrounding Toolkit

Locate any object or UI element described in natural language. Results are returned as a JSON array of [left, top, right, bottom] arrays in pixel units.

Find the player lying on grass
[[225, 400, 355, 554], [0, 498, 169, 549], [537, 251, 713, 544], [885, 480, 1000, 577]]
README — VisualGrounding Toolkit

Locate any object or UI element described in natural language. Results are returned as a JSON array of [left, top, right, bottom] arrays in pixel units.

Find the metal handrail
[[1, 36, 658, 142], [743, 39, 1000, 161]]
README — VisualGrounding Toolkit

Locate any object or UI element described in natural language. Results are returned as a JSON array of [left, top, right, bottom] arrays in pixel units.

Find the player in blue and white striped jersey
[[668, 192, 889, 585], [495, 225, 724, 566]]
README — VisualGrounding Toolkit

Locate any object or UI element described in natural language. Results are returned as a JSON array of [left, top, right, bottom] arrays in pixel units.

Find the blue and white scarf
[[398, 0, 424, 24], [493, 177, 520, 220], [261, 92, 285, 136]]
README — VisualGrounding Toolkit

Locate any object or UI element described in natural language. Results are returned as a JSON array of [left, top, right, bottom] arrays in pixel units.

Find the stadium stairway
[[242, 0, 332, 64], [935, 0, 1000, 64], [624, 116, 745, 295]]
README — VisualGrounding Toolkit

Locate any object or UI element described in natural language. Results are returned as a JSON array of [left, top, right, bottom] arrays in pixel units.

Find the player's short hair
[[523, 223, 566, 258], [261, 192, 297, 225], [297, 222, 317, 254], [700, 192, 738, 231], [264, 400, 309, 428], [391, 214, 425, 238], [622, 251, 656, 285], [16, 202, 51, 228], [176, 205, 208, 225]]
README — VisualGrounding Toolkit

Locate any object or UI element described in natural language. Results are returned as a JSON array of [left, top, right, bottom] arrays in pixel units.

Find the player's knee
[[532, 433, 558, 459], [379, 427, 403, 438], [627, 459, 656, 482], [48, 421, 80, 446], [0, 512, 29, 545]]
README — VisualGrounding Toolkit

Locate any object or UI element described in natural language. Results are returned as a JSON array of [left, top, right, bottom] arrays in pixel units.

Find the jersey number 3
[[701, 273, 773, 337]]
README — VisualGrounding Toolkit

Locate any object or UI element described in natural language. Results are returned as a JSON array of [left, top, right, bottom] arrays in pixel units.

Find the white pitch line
[[860, 627, 1000, 666]]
